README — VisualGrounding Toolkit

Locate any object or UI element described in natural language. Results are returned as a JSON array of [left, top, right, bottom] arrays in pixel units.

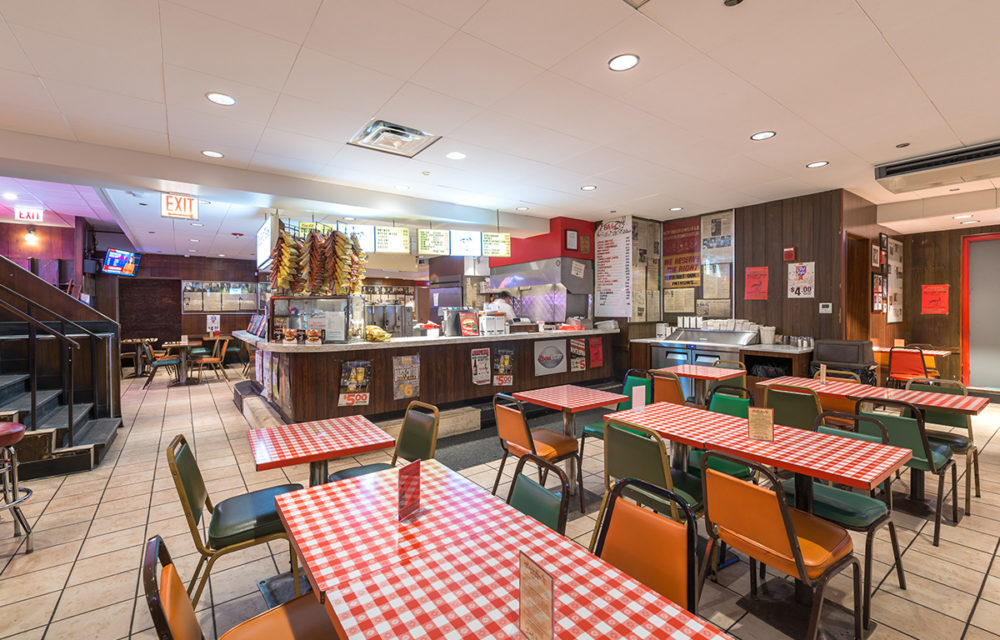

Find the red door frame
[[961, 232, 1000, 385]]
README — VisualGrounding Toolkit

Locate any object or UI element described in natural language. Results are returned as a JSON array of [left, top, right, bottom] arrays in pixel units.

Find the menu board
[[482, 232, 511, 257], [337, 222, 376, 253], [450, 230, 482, 256], [256, 216, 276, 268], [662, 218, 701, 288], [375, 226, 410, 253], [418, 229, 450, 255], [594, 216, 632, 317]]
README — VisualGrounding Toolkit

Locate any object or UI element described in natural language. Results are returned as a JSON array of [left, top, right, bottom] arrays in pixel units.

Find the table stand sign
[[747, 407, 774, 442], [398, 459, 421, 521], [519, 552, 554, 640], [819, 363, 827, 384], [632, 385, 646, 412]]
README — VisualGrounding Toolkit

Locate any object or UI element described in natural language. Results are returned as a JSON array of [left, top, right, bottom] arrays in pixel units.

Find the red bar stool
[[0, 422, 32, 553]]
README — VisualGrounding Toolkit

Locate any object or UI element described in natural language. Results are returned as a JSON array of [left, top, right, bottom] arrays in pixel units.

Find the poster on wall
[[886, 238, 904, 323], [921, 284, 949, 315], [702, 263, 731, 299], [662, 218, 701, 288], [534, 339, 568, 376], [696, 299, 732, 318], [471, 348, 491, 385], [872, 273, 884, 312], [787, 262, 816, 298], [569, 338, 586, 372], [338, 360, 372, 406], [494, 348, 514, 386], [392, 355, 420, 400], [594, 216, 632, 317], [663, 288, 695, 313], [879, 233, 889, 275], [744, 267, 768, 300], [589, 337, 603, 369], [206, 314, 220, 333], [700, 210, 734, 264]]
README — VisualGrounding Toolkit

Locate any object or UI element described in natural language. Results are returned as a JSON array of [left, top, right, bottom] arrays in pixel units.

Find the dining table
[[120, 337, 153, 377], [651, 364, 746, 405], [161, 339, 202, 386], [275, 459, 732, 639]]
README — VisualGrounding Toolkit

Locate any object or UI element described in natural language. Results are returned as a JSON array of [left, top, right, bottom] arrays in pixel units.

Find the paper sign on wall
[[206, 314, 220, 332], [662, 217, 701, 288], [534, 339, 567, 376], [744, 267, 768, 300], [748, 407, 774, 442], [594, 216, 632, 317], [338, 360, 371, 406], [921, 284, 949, 315], [700, 210, 734, 264], [787, 262, 815, 298], [569, 338, 586, 372], [471, 348, 491, 385], [663, 288, 695, 313], [519, 552, 554, 640], [589, 337, 603, 369], [398, 460, 420, 521], [392, 355, 419, 400], [886, 238, 904, 324], [570, 260, 586, 279], [702, 263, 731, 299], [494, 348, 514, 386]]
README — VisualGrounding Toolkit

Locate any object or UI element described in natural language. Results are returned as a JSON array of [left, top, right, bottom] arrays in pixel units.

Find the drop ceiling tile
[[305, 0, 456, 80], [70, 121, 170, 155], [373, 83, 482, 136], [160, 2, 300, 91], [462, 0, 632, 68], [0, 18, 32, 74], [395, 0, 488, 28], [410, 32, 543, 107], [266, 95, 369, 143], [256, 128, 339, 165], [164, 0, 322, 43], [46, 79, 166, 133], [0, 108, 74, 145], [282, 48, 403, 113], [168, 135, 255, 168], [416, 139, 551, 181], [0, 68, 58, 111], [167, 107, 265, 149], [163, 65, 279, 125], [449, 112, 596, 165], [248, 151, 328, 180]]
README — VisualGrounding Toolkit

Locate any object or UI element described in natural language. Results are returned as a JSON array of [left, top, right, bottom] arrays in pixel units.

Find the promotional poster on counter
[[392, 355, 420, 400], [534, 339, 568, 376], [589, 337, 603, 369], [338, 360, 372, 406], [569, 338, 586, 372], [494, 348, 514, 386], [471, 348, 491, 385]]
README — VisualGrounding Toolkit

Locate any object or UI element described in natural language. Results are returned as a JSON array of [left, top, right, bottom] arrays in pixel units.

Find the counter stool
[[0, 422, 32, 553]]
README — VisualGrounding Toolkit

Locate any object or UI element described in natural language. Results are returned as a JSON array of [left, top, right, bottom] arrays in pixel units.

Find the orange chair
[[192, 338, 230, 381], [593, 478, 698, 612], [887, 346, 936, 388], [699, 452, 862, 640], [142, 535, 340, 639], [490, 393, 584, 512], [652, 371, 689, 405]]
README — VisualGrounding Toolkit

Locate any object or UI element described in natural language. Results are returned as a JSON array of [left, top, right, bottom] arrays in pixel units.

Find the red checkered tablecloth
[[873, 346, 952, 357], [758, 376, 989, 415], [249, 415, 395, 471], [605, 401, 740, 448], [514, 384, 628, 413], [654, 365, 745, 382]]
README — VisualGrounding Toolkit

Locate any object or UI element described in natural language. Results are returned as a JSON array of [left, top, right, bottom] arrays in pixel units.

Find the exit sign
[[161, 193, 199, 220], [13, 206, 44, 222]]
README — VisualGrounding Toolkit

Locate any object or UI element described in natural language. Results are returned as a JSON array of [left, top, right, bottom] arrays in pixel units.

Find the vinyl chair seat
[[624, 469, 703, 513], [207, 483, 302, 549], [581, 421, 605, 439], [189, 348, 210, 356], [328, 462, 394, 482], [781, 479, 888, 529], [509, 428, 578, 460], [687, 450, 753, 480], [909, 442, 953, 473], [0, 422, 25, 448], [153, 357, 182, 367], [927, 431, 973, 451], [221, 592, 340, 639]]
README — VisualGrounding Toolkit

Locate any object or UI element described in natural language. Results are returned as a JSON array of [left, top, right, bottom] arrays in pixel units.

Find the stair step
[[72, 418, 120, 463], [0, 374, 28, 391], [0, 388, 61, 415], [39, 403, 93, 431]]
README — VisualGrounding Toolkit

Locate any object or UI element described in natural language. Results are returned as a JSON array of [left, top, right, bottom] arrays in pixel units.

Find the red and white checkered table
[[757, 376, 990, 416], [249, 415, 395, 486], [652, 365, 746, 405], [873, 346, 952, 357], [276, 460, 731, 640], [513, 384, 628, 417]]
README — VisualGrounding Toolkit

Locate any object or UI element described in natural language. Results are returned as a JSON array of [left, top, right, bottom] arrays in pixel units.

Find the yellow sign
[[375, 226, 410, 253], [417, 229, 450, 255], [482, 232, 511, 257]]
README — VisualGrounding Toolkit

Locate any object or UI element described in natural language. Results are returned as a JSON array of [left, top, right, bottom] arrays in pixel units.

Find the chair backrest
[[888, 347, 927, 379], [814, 411, 889, 444], [700, 452, 809, 583], [620, 369, 653, 411], [708, 360, 746, 395], [143, 535, 205, 640], [494, 394, 534, 455], [652, 371, 686, 405], [707, 386, 753, 418], [905, 378, 969, 430], [394, 401, 440, 464], [142, 342, 154, 361], [506, 453, 569, 534], [214, 339, 229, 359], [763, 384, 822, 430], [593, 478, 697, 612], [166, 435, 211, 549], [604, 421, 674, 515], [855, 398, 940, 472], [814, 368, 861, 382]]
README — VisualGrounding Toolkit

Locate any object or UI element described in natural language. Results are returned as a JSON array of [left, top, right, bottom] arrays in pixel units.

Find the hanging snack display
[[267, 222, 368, 296], [268, 226, 301, 292], [349, 234, 367, 295]]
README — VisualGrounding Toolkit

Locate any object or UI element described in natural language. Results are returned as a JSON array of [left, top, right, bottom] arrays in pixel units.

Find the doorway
[[963, 233, 1000, 387], [844, 235, 870, 341]]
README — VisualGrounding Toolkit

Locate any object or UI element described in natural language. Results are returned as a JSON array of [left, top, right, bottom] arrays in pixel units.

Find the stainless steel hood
[[489, 257, 593, 323]]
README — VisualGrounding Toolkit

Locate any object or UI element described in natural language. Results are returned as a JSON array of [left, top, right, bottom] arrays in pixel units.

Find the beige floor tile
[[0, 563, 72, 605], [67, 546, 143, 586], [966, 625, 1000, 640], [974, 599, 1000, 636], [53, 569, 139, 620], [869, 590, 967, 638], [0, 591, 60, 637], [44, 599, 133, 640], [0, 539, 81, 578], [78, 525, 147, 559]]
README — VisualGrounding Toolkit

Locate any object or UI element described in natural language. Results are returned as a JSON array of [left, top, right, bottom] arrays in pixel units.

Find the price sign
[[493, 374, 513, 386], [338, 392, 369, 406], [376, 226, 411, 253], [418, 229, 450, 255], [482, 232, 511, 257]]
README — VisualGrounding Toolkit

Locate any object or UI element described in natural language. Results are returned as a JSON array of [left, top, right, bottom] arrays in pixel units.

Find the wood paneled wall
[[118, 279, 182, 341], [0, 223, 76, 261]]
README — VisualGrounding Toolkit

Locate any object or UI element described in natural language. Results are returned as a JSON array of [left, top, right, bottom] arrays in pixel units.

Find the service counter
[[234, 329, 617, 422]]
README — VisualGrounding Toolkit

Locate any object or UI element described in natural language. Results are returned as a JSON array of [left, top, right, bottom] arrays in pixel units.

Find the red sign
[[161, 193, 199, 220], [13, 206, 44, 222], [588, 337, 603, 369], [744, 266, 768, 300], [398, 459, 420, 521], [782, 247, 796, 261], [921, 284, 949, 315], [661, 217, 701, 288]]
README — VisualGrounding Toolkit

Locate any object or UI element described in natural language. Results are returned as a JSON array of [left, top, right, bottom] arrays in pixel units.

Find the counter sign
[[161, 194, 199, 220]]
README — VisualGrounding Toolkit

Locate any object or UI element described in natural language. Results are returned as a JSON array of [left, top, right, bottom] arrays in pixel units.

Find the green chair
[[856, 398, 957, 546], [688, 386, 755, 480], [167, 435, 302, 607], [505, 453, 570, 535], [142, 342, 181, 389], [329, 401, 440, 482], [764, 383, 823, 430], [590, 419, 702, 551], [780, 411, 906, 629], [707, 359, 746, 398], [578, 369, 651, 462], [906, 378, 980, 515]]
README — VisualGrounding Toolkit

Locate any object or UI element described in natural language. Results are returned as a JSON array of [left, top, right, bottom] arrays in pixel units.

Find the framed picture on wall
[[872, 273, 884, 312], [871, 243, 880, 269], [565, 229, 578, 251], [879, 233, 889, 275]]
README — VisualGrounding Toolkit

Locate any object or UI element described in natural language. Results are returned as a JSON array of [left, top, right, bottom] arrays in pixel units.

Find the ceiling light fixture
[[750, 131, 776, 141], [2, 192, 17, 201], [581, 185, 597, 191], [205, 92, 237, 106], [191, 222, 204, 227], [953, 214, 974, 219], [516, 207, 529, 211], [189, 238, 199, 242], [949, 188, 961, 192], [724, 0, 743, 5], [445, 151, 466, 160], [218, 254, 226, 257], [608, 54, 639, 72], [961, 220, 981, 225], [201, 150, 224, 158], [895, 142, 910, 149], [806, 161, 829, 168], [395, 185, 410, 191], [670, 207, 684, 211]]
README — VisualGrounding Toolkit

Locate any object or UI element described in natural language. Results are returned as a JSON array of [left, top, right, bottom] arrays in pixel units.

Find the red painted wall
[[489, 217, 595, 267]]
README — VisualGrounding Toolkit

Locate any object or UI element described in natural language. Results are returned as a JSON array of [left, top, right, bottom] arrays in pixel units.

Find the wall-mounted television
[[102, 249, 141, 276]]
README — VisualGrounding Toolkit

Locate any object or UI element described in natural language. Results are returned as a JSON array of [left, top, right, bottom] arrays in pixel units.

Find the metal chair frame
[[505, 453, 571, 535]]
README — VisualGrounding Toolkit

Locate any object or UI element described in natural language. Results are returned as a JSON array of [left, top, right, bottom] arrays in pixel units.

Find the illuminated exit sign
[[13, 206, 44, 223], [161, 193, 199, 220]]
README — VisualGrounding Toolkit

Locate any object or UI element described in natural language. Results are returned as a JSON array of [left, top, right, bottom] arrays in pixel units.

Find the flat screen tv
[[102, 249, 141, 276]]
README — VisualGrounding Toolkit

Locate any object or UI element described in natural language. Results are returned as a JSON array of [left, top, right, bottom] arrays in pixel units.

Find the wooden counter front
[[235, 330, 616, 422]]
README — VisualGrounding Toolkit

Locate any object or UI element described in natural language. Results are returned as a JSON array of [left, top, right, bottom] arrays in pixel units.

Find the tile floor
[[0, 368, 998, 639]]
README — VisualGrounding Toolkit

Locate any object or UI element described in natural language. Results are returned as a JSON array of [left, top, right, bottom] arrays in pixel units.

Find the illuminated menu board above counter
[[482, 232, 511, 257], [374, 226, 410, 253], [450, 230, 482, 256], [336, 222, 376, 253], [418, 229, 450, 255]]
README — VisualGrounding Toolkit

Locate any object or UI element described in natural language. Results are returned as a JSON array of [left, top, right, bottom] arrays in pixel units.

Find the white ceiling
[[1, 0, 1000, 249]]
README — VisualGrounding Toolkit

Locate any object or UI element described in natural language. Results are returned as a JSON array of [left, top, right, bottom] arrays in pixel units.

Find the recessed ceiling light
[[669, 207, 684, 212], [421, 170, 431, 176], [342, 217, 356, 221], [953, 214, 974, 219], [724, 0, 742, 5], [191, 222, 204, 227], [395, 185, 410, 191], [516, 207, 529, 211], [148, 231, 155, 234], [201, 150, 224, 158], [895, 142, 910, 149], [608, 54, 639, 72], [445, 151, 466, 160], [218, 254, 226, 257], [189, 238, 199, 242], [961, 220, 980, 225], [750, 131, 776, 141], [205, 92, 237, 106], [2, 192, 17, 201], [138, 202, 147, 206], [949, 188, 961, 192], [806, 161, 829, 168], [581, 185, 597, 191]]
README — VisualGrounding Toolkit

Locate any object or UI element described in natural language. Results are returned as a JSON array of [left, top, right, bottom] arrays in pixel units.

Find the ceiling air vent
[[347, 119, 441, 158], [875, 140, 1000, 193]]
